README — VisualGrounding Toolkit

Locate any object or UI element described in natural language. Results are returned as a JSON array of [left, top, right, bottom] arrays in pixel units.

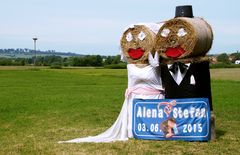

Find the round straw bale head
[[155, 17, 213, 59], [120, 25, 156, 64]]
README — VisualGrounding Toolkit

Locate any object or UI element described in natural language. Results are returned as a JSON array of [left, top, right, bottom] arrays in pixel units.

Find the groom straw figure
[[154, 5, 216, 139]]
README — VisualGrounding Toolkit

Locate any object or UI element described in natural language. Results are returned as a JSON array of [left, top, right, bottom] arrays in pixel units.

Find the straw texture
[[155, 17, 213, 59], [120, 25, 156, 64]]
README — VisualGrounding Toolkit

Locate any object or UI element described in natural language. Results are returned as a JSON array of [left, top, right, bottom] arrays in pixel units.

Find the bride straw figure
[[58, 23, 164, 143]]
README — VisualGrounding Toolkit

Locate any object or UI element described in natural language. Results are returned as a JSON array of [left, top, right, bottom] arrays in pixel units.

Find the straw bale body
[[155, 17, 213, 59]]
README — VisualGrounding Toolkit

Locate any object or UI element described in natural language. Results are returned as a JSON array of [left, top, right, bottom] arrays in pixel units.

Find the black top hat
[[175, 5, 193, 18]]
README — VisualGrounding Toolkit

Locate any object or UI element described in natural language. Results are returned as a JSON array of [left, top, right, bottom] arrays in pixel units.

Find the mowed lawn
[[0, 67, 239, 154]]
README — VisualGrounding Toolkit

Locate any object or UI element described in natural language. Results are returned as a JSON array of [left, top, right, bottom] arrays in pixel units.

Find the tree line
[[208, 52, 240, 68], [0, 52, 239, 68], [216, 52, 240, 64], [0, 55, 124, 68]]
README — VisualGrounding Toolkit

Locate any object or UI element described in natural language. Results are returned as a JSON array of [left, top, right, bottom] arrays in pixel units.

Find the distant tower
[[32, 37, 38, 65]]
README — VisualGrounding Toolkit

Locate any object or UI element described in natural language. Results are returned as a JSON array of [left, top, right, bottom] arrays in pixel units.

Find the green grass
[[0, 67, 239, 154]]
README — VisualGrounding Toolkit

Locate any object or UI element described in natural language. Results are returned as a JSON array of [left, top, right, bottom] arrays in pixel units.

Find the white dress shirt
[[167, 63, 191, 85]]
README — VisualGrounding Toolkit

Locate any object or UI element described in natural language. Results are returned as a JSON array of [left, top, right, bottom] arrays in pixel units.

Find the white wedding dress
[[58, 64, 164, 143]]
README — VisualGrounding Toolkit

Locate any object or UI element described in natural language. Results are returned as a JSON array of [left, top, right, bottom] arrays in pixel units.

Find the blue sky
[[0, 0, 239, 55]]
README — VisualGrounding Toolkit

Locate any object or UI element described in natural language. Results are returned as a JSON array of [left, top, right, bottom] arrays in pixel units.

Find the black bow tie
[[169, 62, 188, 74]]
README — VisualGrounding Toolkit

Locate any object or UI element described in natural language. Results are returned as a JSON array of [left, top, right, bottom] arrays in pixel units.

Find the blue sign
[[132, 98, 211, 141]]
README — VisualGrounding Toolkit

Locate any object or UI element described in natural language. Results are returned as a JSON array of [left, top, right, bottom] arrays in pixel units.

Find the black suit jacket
[[161, 61, 213, 110]]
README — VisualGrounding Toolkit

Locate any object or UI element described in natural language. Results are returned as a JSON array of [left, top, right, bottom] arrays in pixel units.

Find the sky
[[0, 0, 239, 55]]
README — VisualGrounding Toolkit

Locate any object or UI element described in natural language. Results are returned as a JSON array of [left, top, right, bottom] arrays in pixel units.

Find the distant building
[[235, 60, 240, 64], [209, 56, 217, 63]]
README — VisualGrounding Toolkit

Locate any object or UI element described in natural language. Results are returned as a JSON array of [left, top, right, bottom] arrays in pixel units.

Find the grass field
[[0, 67, 239, 154]]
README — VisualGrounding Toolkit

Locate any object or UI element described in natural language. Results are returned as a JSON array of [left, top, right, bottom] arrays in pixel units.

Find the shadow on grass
[[216, 129, 226, 139]]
